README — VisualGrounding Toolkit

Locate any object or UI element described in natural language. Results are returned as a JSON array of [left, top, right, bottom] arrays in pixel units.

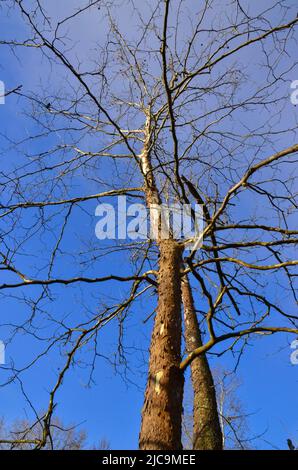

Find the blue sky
[[0, 0, 297, 450]]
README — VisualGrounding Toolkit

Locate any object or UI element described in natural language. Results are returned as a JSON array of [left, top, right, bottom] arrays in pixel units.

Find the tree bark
[[181, 276, 223, 450], [139, 240, 184, 450]]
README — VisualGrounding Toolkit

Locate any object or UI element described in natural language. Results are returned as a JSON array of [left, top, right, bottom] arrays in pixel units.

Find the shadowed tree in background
[[0, 0, 297, 450]]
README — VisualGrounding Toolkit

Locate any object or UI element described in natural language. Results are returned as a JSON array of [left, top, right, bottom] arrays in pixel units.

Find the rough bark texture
[[182, 276, 223, 450], [139, 240, 184, 450]]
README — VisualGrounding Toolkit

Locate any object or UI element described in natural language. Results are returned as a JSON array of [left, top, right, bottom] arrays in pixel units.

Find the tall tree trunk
[[139, 240, 184, 450], [181, 276, 223, 450]]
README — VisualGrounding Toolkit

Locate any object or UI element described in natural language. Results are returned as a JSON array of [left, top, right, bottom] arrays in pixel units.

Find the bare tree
[[182, 275, 223, 449], [0, 0, 297, 450], [215, 370, 255, 450], [183, 367, 255, 450], [0, 416, 109, 450], [287, 439, 297, 451]]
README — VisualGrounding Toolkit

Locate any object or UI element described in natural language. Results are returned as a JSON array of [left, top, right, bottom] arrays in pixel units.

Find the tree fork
[[139, 240, 184, 450], [181, 276, 223, 450]]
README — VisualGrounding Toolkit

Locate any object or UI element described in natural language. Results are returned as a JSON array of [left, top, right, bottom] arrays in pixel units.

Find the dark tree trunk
[[181, 276, 223, 450], [139, 240, 184, 450]]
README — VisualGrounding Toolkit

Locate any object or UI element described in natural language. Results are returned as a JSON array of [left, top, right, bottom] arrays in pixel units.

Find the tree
[[183, 368, 254, 450], [0, 416, 109, 450], [182, 275, 223, 450], [0, 0, 297, 450]]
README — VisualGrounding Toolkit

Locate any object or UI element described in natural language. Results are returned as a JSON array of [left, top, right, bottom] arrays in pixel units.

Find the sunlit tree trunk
[[182, 276, 223, 450], [139, 240, 184, 450]]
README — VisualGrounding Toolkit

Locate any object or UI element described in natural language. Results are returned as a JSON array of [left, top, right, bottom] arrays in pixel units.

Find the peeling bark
[[139, 240, 184, 450], [139, 115, 184, 450], [182, 276, 223, 450]]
